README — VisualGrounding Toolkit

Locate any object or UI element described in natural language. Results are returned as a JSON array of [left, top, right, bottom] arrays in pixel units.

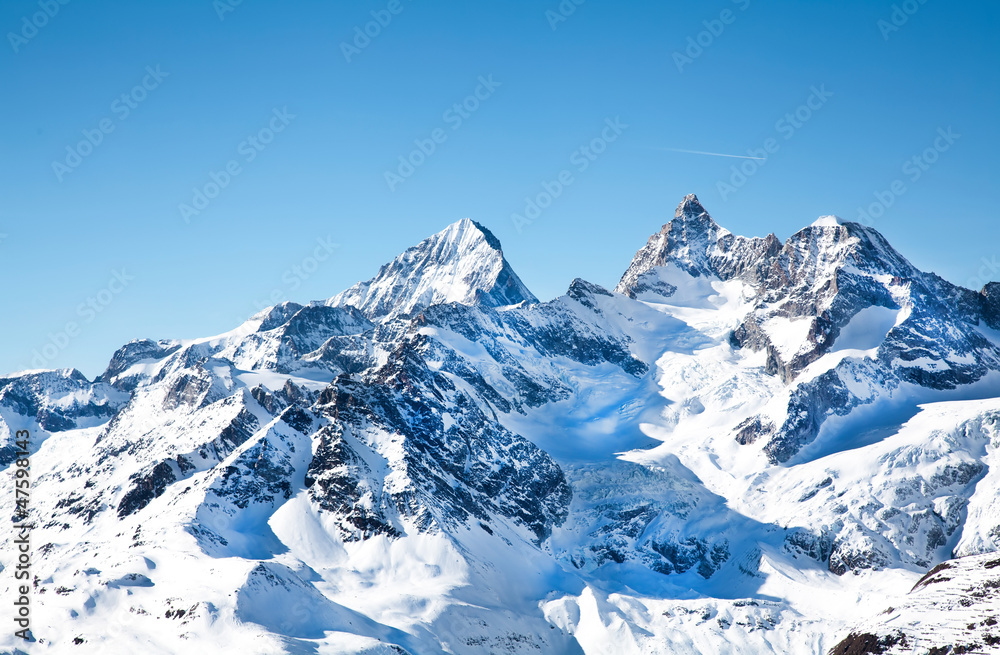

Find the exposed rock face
[[556, 461, 739, 579], [0, 369, 127, 465], [829, 554, 1000, 655], [5, 197, 1000, 654], [306, 346, 572, 543], [117, 461, 178, 518], [616, 195, 730, 288], [982, 282, 1000, 330], [616, 194, 782, 297], [101, 339, 182, 390], [617, 196, 1000, 463]]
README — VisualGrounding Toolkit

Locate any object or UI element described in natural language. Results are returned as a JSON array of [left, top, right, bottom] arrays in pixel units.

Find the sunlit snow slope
[[3, 196, 1000, 654]]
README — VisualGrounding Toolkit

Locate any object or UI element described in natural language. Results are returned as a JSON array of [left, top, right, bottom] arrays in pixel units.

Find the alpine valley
[[5, 195, 1000, 655]]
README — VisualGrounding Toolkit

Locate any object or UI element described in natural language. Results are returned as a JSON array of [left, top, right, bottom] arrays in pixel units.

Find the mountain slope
[[2, 196, 1000, 654], [831, 551, 1000, 655]]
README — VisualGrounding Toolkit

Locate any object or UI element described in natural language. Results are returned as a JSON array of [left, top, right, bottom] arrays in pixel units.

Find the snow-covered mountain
[[328, 217, 537, 320], [3, 196, 1000, 654]]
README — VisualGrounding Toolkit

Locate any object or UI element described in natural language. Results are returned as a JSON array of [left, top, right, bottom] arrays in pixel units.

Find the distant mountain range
[[3, 195, 1000, 654]]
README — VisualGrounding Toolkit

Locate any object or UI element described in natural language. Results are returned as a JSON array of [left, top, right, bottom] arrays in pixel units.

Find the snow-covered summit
[[6, 195, 1000, 654], [811, 214, 846, 227], [328, 217, 537, 320]]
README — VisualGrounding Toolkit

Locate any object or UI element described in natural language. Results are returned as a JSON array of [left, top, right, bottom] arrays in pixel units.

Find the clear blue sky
[[2, 0, 998, 378]]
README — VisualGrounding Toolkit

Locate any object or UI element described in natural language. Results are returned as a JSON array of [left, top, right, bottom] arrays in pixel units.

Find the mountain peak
[[670, 194, 722, 235], [787, 213, 919, 282], [671, 193, 727, 242], [431, 217, 507, 260], [329, 218, 537, 320], [615, 194, 731, 296], [676, 193, 709, 219], [465, 218, 503, 251], [810, 215, 846, 228]]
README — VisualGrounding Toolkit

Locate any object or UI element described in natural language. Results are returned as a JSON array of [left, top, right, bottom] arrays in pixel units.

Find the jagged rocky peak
[[2, 366, 90, 386], [250, 301, 305, 332], [567, 278, 613, 301], [981, 282, 1000, 330], [616, 196, 920, 305], [328, 217, 537, 321], [101, 339, 182, 384], [676, 192, 716, 225], [0, 368, 126, 444], [615, 195, 729, 296], [614, 194, 786, 299]]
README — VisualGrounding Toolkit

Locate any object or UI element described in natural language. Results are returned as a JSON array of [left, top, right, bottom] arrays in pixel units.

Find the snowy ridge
[[2, 196, 1000, 653], [328, 217, 537, 320]]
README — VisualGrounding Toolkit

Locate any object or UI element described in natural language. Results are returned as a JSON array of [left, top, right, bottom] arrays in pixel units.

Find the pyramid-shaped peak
[[668, 194, 725, 241], [444, 217, 504, 252], [676, 194, 711, 219], [613, 195, 734, 296], [399, 217, 513, 275], [328, 218, 536, 320]]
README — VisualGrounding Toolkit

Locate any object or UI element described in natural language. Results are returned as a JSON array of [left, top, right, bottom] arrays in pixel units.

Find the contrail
[[649, 146, 766, 161]]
